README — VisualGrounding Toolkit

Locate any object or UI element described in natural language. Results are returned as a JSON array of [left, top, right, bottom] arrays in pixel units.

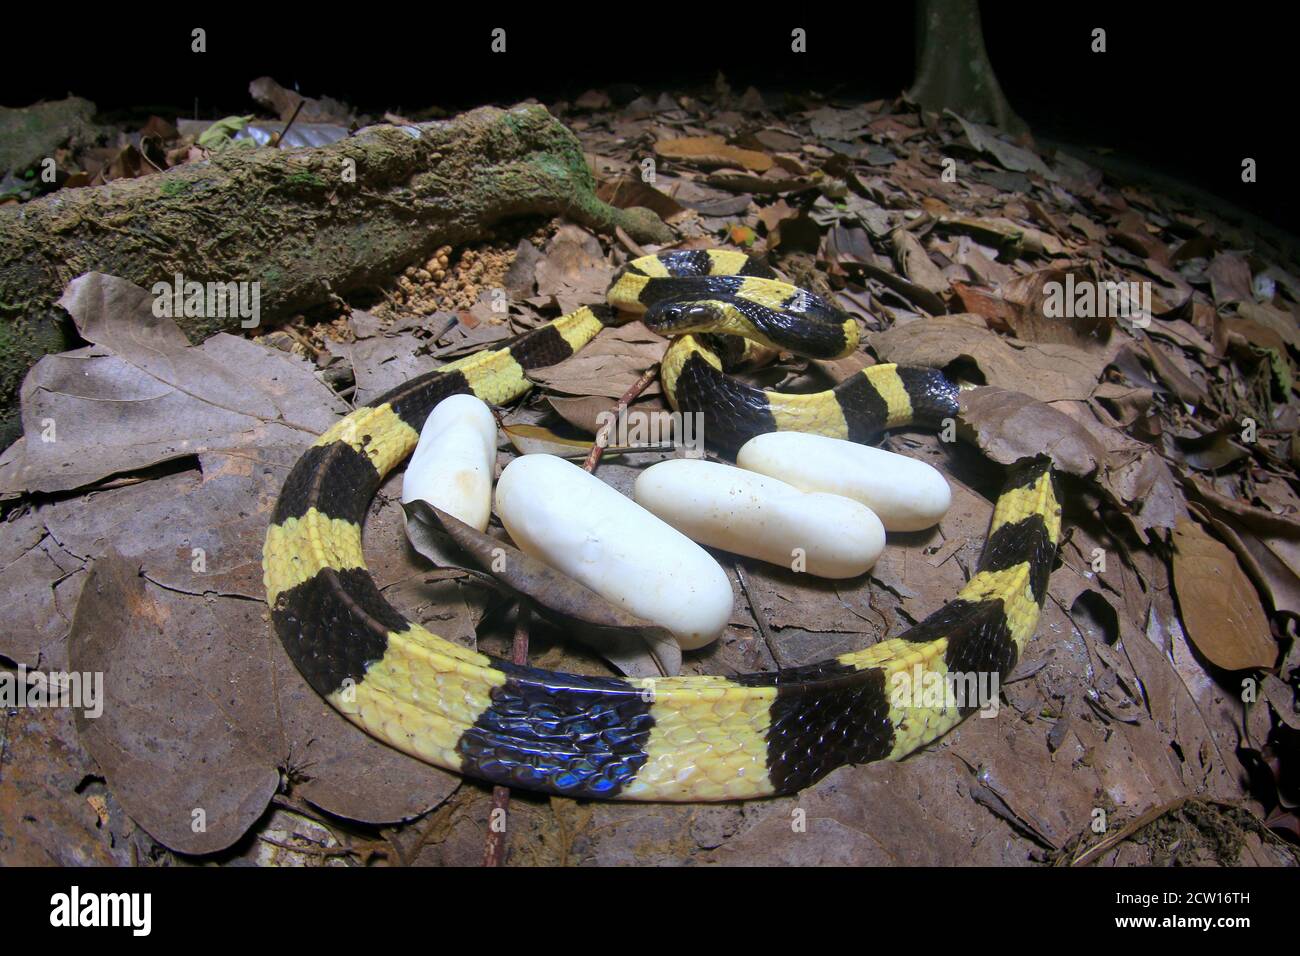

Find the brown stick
[[735, 561, 785, 668], [271, 99, 306, 149], [582, 363, 661, 473]]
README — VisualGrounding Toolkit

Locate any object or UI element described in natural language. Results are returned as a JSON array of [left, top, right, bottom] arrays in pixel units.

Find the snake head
[[644, 301, 722, 335]]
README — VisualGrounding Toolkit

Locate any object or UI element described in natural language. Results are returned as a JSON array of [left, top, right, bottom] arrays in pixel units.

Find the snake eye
[[647, 303, 685, 329]]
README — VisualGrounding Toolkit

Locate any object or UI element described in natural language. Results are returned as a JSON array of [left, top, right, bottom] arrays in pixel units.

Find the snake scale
[[263, 248, 1061, 801]]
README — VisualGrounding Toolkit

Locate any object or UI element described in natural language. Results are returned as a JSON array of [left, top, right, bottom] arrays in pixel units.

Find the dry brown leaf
[[654, 135, 773, 172], [948, 112, 1054, 179], [872, 316, 1110, 402], [528, 322, 665, 398], [596, 176, 686, 221], [851, 260, 947, 315], [1183, 477, 1300, 617], [534, 225, 614, 314], [1237, 301, 1300, 351], [1171, 519, 1277, 671], [951, 281, 1020, 332], [998, 266, 1117, 348], [705, 170, 817, 194], [1139, 339, 1207, 405], [70, 551, 282, 854], [959, 386, 1108, 477], [0, 509, 85, 667], [65, 521, 462, 854], [1206, 252, 1254, 306], [892, 229, 950, 296], [1046, 399, 1188, 535], [0, 273, 346, 496]]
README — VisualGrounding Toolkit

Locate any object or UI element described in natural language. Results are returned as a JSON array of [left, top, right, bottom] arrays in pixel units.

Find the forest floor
[[1, 78, 1297, 866]]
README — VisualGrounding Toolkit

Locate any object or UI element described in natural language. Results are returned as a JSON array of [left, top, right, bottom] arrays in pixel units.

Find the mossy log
[[0, 103, 671, 445]]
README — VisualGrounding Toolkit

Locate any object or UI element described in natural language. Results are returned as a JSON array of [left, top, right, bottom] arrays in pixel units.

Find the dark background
[[3, 4, 1291, 231]]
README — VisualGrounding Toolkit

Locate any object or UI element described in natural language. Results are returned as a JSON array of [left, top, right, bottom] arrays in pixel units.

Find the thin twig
[[615, 225, 646, 259], [1069, 797, 1189, 866], [281, 324, 326, 361], [482, 601, 531, 867], [735, 560, 784, 668], [272, 99, 306, 148], [582, 363, 660, 473]]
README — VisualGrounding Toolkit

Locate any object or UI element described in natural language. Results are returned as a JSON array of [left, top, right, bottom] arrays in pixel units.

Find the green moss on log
[[0, 104, 671, 447]]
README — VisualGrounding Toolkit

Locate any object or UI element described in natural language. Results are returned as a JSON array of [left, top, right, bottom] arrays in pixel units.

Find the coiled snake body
[[263, 249, 1060, 801]]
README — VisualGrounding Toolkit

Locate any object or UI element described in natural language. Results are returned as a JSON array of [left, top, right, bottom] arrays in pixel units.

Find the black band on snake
[[263, 249, 1060, 801]]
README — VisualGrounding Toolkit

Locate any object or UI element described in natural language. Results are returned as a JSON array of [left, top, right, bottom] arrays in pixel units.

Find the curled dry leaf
[[502, 422, 598, 458], [1139, 338, 1207, 406], [950, 282, 1019, 332], [853, 258, 947, 315], [892, 229, 950, 297], [947, 112, 1054, 180], [402, 501, 682, 678], [1217, 317, 1292, 393], [596, 176, 686, 222], [959, 386, 1108, 478], [1165, 430, 1249, 472], [1171, 519, 1277, 672], [1206, 252, 1254, 307], [502, 422, 668, 459]]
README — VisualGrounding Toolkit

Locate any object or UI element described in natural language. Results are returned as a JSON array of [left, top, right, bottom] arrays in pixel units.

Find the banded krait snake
[[263, 249, 1061, 801]]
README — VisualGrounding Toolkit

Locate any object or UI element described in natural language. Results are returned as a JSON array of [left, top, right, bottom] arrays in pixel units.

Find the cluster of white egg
[[403, 395, 951, 651]]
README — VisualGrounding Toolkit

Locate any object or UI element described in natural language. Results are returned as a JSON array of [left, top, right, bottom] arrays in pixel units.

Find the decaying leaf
[[947, 112, 1054, 180], [892, 228, 950, 297], [532, 225, 615, 315], [596, 176, 686, 221], [503, 422, 598, 458], [502, 422, 669, 458], [997, 267, 1117, 348], [1183, 477, 1300, 617]]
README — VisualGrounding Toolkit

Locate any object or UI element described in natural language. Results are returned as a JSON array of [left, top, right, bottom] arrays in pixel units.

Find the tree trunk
[[0, 104, 671, 446], [907, 0, 1028, 135]]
